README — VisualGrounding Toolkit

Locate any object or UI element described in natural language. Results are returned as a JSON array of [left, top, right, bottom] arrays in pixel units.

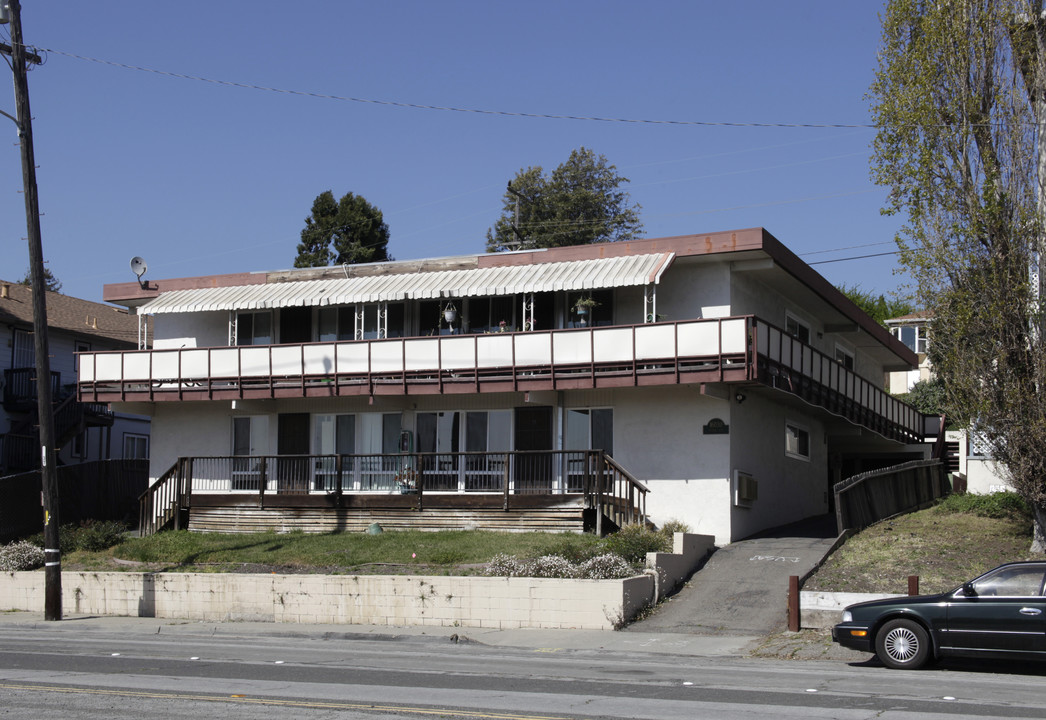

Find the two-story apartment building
[[82, 228, 932, 544], [1, 280, 151, 475]]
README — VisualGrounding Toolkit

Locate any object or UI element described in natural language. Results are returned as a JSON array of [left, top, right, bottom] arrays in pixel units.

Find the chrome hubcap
[[884, 627, 919, 662]]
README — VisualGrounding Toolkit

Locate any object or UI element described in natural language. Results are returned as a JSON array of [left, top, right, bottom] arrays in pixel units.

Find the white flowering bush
[[484, 552, 636, 579], [577, 553, 635, 579], [0, 540, 45, 571]]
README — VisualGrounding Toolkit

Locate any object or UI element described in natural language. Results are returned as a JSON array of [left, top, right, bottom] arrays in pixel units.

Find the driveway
[[628, 514, 838, 636]]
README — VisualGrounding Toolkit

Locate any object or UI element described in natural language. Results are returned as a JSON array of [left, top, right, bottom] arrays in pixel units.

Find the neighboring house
[[884, 311, 1007, 494], [0, 280, 150, 475], [83, 228, 934, 544]]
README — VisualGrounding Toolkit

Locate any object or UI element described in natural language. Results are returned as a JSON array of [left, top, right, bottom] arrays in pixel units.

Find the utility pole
[[1, 0, 62, 620]]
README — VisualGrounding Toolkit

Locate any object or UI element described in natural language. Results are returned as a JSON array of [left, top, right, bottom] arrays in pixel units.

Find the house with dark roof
[[83, 228, 938, 543], [0, 280, 150, 474]]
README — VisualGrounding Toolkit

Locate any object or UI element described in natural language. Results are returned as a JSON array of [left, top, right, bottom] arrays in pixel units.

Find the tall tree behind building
[[871, 0, 1046, 550], [486, 147, 642, 252], [294, 190, 391, 267]]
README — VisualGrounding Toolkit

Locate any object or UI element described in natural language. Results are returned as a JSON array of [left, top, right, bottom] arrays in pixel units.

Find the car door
[[943, 563, 1046, 654]]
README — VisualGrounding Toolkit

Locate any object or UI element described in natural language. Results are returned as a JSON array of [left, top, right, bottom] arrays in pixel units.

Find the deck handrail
[[139, 459, 186, 536], [137, 450, 648, 536]]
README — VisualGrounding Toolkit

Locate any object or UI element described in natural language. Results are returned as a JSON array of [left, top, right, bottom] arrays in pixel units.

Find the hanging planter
[[573, 297, 600, 316], [443, 303, 457, 324]]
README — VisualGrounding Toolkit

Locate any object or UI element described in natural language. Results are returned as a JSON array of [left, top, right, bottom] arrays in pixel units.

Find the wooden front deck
[[141, 450, 647, 536]]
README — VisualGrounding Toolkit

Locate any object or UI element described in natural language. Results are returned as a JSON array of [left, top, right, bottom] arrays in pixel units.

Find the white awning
[[138, 253, 674, 315]]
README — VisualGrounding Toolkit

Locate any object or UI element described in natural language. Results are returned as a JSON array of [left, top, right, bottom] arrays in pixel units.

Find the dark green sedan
[[832, 561, 1046, 669]]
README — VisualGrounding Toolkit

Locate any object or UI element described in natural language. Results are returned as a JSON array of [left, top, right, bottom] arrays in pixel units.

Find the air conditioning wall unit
[[733, 470, 758, 508]]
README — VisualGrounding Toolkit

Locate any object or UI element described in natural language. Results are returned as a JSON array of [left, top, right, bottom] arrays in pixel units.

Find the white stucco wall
[[727, 393, 828, 541]]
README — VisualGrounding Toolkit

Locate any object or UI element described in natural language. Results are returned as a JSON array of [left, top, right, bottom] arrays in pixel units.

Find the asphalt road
[[1, 617, 1045, 719]]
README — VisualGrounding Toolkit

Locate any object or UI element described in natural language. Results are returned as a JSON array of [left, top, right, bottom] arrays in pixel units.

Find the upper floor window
[[235, 311, 272, 346], [123, 433, 149, 460], [835, 345, 855, 370], [892, 324, 928, 354], [785, 312, 811, 344]]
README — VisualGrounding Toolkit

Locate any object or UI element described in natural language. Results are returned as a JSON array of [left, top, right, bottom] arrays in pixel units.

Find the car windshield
[[961, 565, 1046, 597]]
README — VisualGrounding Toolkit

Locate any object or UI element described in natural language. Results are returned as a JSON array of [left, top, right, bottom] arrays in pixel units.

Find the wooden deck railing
[[138, 450, 648, 536], [79, 316, 927, 444]]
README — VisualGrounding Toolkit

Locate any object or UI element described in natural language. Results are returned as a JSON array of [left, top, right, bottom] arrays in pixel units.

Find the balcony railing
[[78, 315, 926, 444], [78, 317, 752, 401], [139, 450, 648, 536], [3, 367, 61, 410]]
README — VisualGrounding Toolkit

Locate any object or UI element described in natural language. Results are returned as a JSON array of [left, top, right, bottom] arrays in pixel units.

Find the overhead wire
[[42, 47, 876, 129]]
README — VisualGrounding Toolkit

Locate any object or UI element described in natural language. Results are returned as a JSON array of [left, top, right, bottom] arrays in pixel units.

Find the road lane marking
[[0, 682, 572, 720]]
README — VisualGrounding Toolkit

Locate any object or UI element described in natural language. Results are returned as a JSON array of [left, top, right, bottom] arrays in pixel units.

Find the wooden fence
[[834, 459, 950, 534], [0, 459, 149, 543]]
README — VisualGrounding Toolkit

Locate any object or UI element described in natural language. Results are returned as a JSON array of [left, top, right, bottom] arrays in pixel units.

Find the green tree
[[19, 267, 61, 293], [294, 190, 391, 268], [871, 0, 1046, 549], [895, 378, 947, 417], [486, 147, 642, 252], [837, 284, 914, 328]]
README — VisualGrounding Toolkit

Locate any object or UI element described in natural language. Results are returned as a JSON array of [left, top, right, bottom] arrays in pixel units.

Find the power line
[[42, 47, 877, 129], [808, 250, 900, 265]]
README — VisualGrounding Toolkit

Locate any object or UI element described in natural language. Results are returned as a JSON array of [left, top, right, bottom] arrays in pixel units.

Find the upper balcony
[[78, 315, 928, 445]]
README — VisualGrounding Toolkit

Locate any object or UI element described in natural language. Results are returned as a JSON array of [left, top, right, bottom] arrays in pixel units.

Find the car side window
[[969, 566, 1045, 597]]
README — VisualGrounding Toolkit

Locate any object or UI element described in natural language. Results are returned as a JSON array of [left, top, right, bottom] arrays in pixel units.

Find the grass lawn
[[66, 529, 610, 575], [806, 492, 1046, 594]]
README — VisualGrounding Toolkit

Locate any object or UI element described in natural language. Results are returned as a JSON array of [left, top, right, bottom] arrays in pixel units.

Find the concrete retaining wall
[[1, 532, 714, 631], [800, 591, 904, 629]]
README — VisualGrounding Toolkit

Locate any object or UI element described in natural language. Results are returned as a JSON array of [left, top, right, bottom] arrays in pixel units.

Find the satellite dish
[[130, 256, 147, 278], [130, 256, 148, 289]]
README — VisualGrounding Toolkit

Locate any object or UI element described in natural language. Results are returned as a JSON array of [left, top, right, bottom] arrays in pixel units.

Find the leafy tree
[[895, 378, 947, 417], [837, 284, 914, 328], [870, 0, 1046, 549], [19, 267, 61, 293], [486, 147, 642, 252], [294, 190, 391, 267]]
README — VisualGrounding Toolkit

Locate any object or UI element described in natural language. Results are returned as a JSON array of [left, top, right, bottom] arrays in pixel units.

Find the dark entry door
[[280, 307, 312, 345], [277, 413, 310, 492], [514, 406, 553, 492]]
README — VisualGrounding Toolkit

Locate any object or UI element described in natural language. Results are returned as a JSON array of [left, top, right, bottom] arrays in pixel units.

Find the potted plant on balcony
[[573, 297, 600, 316], [395, 466, 418, 494], [443, 303, 457, 324]]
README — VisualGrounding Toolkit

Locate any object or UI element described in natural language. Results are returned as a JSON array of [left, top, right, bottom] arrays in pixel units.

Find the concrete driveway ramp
[[628, 514, 837, 636]]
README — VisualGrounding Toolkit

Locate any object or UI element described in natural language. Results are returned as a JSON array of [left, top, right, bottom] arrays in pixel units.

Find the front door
[[514, 406, 553, 492], [277, 413, 310, 492], [280, 307, 312, 344]]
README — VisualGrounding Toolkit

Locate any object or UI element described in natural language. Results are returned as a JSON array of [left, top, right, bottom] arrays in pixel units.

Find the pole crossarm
[[0, 41, 42, 64]]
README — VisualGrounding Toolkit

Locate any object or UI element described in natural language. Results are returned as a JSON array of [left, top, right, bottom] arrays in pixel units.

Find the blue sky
[[1, 1, 908, 303]]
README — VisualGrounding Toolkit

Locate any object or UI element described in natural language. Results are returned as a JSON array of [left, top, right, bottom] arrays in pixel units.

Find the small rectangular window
[[785, 421, 810, 460], [123, 433, 149, 459], [835, 345, 855, 370], [785, 313, 811, 344]]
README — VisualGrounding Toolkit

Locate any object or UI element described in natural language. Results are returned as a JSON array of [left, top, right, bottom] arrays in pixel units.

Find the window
[[785, 313, 811, 344], [318, 306, 355, 342], [892, 324, 929, 354], [12, 328, 34, 368], [313, 414, 355, 491], [785, 421, 810, 460], [963, 565, 1046, 597], [834, 345, 855, 370], [231, 416, 269, 490], [123, 433, 149, 459], [235, 311, 272, 345]]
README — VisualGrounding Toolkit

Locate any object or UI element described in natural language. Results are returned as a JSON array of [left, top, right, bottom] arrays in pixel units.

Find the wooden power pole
[[2, 0, 62, 620]]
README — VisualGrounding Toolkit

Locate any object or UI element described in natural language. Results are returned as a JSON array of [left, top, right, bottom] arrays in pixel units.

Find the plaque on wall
[[703, 418, 729, 435]]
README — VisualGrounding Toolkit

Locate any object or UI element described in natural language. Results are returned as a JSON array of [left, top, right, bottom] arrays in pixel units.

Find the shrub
[[602, 523, 671, 564], [577, 553, 635, 579], [935, 491, 1031, 521], [0, 540, 45, 571], [27, 520, 128, 553], [484, 551, 639, 579]]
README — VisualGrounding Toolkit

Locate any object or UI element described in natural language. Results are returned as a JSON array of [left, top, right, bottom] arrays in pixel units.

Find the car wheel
[[875, 619, 930, 670]]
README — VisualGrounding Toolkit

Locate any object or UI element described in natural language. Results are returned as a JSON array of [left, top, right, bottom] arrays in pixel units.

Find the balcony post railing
[[415, 452, 424, 511], [502, 452, 511, 510], [258, 456, 268, 506]]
